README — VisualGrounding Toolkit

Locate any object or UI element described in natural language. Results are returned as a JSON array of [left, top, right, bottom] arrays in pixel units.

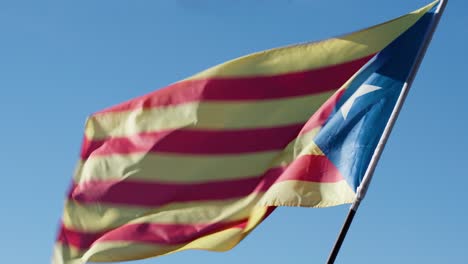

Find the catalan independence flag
[[54, 1, 441, 263]]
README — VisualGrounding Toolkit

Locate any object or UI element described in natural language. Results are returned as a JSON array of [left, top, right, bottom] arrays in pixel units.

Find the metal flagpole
[[326, 1, 448, 263]]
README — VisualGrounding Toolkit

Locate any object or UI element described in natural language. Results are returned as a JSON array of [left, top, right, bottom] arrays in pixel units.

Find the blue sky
[[1, 0, 467, 263]]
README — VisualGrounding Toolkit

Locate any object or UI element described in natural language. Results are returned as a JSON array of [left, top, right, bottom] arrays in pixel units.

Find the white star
[[341, 84, 382, 119]]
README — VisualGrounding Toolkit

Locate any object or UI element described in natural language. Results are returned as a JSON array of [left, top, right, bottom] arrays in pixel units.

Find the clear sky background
[[1, 0, 467, 263]]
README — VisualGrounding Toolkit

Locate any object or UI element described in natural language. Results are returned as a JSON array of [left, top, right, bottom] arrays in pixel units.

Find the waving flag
[[54, 1, 441, 263]]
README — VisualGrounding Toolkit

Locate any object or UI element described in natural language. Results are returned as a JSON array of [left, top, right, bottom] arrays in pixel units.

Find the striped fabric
[[53, 2, 438, 263]]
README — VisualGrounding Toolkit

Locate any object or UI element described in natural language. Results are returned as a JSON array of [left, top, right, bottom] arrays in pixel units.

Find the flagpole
[[326, 1, 447, 263]]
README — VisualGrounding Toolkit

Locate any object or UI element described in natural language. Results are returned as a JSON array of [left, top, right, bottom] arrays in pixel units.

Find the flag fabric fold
[[53, 1, 440, 263]]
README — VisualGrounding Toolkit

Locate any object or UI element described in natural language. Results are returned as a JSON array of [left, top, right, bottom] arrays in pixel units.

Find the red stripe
[[81, 124, 304, 159], [58, 218, 248, 250], [96, 55, 374, 114], [70, 154, 344, 207]]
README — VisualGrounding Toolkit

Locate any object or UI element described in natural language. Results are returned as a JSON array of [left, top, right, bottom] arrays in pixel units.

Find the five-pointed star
[[340, 84, 382, 119]]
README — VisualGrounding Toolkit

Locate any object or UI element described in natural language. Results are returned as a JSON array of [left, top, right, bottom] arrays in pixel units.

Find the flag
[[53, 1, 441, 263]]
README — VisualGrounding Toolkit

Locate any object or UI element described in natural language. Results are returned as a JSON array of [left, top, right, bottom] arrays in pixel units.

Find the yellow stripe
[[186, 1, 436, 80], [85, 91, 334, 140], [53, 243, 84, 264], [75, 127, 323, 184], [259, 180, 355, 208], [63, 193, 263, 232], [75, 151, 278, 183], [54, 227, 249, 263], [53, 241, 181, 263], [171, 207, 268, 254], [81, 226, 248, 263], [55, 207, 269, 263]]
